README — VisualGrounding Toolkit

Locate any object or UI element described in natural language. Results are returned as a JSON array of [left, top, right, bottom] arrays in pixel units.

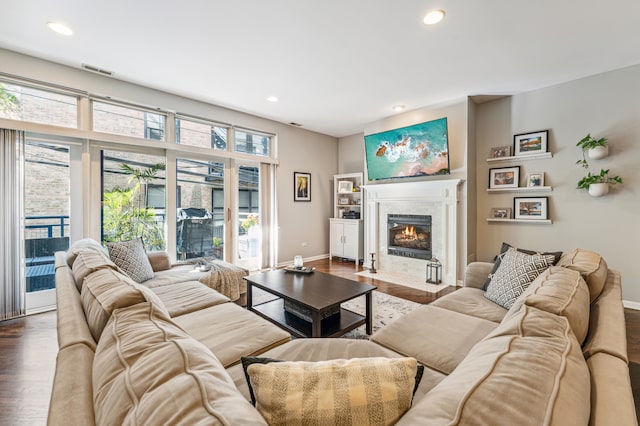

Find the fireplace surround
[[363, 179, 464, 285]]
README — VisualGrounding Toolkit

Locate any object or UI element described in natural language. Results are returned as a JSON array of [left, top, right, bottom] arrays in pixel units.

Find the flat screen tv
[[364, 117, 450, 181]]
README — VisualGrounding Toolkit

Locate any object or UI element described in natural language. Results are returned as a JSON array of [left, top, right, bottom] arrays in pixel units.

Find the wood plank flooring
[[1, 257, 639, 424]]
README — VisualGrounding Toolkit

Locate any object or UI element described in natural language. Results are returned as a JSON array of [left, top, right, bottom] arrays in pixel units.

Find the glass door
[[237, 164, 260, 270], [23, 140, 71, 313]]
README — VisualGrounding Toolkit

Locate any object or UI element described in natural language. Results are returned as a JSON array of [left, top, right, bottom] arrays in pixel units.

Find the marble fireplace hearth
[[362, 179, 464, 287]]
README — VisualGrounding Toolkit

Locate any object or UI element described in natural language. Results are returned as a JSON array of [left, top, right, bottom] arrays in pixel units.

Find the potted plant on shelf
[[576, 133, 608, 167], [577, 169, 622, 197]]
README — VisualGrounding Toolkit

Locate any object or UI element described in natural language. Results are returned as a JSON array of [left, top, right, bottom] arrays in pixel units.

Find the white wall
[[0, 48, 338, 265], [475, 64, 640, 302]]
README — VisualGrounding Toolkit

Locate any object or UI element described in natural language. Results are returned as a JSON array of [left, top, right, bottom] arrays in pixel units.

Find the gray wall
[[0, 48, 338, 265], [337, 133, 365, 175], [475, 64, 640, 303]]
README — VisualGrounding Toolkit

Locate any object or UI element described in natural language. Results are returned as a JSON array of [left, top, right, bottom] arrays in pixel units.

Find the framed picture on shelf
[[490, 207, 512, 219], [337, 180, 354, 193], [514, 197, 549, 220], [294, 172, 311, 202], [490, 145, 511, 158], [514, 130, 548, 156], [526, 171, 545, 187], [338, 197, 350, 205], [489, 166, 520, 189]]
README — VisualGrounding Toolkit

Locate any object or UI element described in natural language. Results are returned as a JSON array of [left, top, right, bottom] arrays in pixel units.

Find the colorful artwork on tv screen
[[364, 117, 450, 181]]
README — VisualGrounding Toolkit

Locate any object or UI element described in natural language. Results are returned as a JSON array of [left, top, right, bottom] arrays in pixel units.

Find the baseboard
[[623, 300, 640, 310], [277, 254, 329, 268]]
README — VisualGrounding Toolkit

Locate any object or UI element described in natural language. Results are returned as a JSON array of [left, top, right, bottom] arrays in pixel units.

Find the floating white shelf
[[486, 218, 553, 224], [486, 152, 553, 163], [486, 186, 552, 193]]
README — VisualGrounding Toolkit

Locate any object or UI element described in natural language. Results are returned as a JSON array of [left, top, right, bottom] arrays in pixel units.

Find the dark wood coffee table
[[245, 270, 376, 338]]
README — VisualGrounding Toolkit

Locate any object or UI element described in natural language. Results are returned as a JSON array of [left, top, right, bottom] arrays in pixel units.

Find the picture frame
[[489, 166, 520, 189], [338, 197, 350, 205], [490, 207, 512, 219], [294, 172, 311, 202], [514, 197, 549, 220], [490, 145, 511, 158], [526, 171, 545, 187], [513, 130, 548, 156], [337, 180, 353, 193]]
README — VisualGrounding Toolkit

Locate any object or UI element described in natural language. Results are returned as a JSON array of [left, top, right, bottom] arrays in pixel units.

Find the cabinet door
[[329, 222, 344, 257], [342, 222, 359, 260]]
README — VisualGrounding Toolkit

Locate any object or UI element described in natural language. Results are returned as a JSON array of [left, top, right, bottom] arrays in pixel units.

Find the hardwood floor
[[1, 257, 639, 424]]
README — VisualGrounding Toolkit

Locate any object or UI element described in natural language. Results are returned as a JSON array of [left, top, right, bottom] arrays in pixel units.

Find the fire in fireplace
[[387, 214, 432, 260]]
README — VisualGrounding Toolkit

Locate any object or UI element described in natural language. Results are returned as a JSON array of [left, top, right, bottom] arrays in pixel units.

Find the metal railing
[[25, 215, 70, 239]]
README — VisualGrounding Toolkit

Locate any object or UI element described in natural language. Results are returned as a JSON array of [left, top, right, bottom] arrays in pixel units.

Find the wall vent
[[289, 122, 303, 127], [81, 64, 114, 77]]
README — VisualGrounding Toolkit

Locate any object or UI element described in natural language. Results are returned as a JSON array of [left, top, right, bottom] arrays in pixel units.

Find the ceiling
[[1, 0, 639, 138]]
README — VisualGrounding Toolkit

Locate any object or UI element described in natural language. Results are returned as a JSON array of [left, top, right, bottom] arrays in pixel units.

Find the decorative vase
[[588, 145, 609, 160], [588, 183, 609, 197]]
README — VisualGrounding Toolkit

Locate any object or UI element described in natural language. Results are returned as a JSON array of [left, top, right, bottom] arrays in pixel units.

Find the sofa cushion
[[431, 287, 507, 323], [370, 305, 498, 374], [484, 247, 556, 309], [586, 352, 637, 426], [483, 242, 562, 290], [557, 248, 608, 303], [150, 280, 230, 317], [106, 237, 155, 283], [397, 305, 591, 425], [81, 268, 168, 342], [93, 302, 267, 425], [65, 238, 106, 267], [523, 267, 590, 344], [173, 303, 291, 367], [71, 247, 119, 292], [242, 357, 422, 426], [226, 339, 447, 406], [143, 264, 209, 288]]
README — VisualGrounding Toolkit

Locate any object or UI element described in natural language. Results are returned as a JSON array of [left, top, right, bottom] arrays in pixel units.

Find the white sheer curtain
[[0, 129, 25, 320], [260, 162, 277, 270]]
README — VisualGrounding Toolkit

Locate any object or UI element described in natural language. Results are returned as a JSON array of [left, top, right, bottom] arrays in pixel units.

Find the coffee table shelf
[[251, 298, 366, 338]]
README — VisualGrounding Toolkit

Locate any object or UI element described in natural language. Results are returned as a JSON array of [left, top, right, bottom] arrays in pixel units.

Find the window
[[0, 82, 77, 128], [93, 101, 166, 141], [176, 117, 227, 150], [235, 129, 270, 157]]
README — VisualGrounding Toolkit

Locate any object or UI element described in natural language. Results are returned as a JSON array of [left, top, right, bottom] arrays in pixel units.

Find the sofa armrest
[[463, 262, 494, 289], [147, 251, 171, 272]]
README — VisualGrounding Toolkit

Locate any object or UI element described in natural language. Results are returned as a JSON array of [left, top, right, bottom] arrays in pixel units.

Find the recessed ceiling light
[[47, 21, 74, 36], [267, 96, 278, 103], [392, 105, 406, 112], [423, 9, 445, 25]]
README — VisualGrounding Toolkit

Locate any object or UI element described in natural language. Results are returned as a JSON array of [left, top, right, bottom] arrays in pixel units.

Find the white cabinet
[[329, 219, 363, 264]]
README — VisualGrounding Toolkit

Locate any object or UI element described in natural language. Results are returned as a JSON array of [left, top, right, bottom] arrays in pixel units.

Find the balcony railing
[[25, 215, 70, 292]]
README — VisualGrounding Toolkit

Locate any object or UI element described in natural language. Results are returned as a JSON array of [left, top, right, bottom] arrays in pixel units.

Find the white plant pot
[[588, 145, 609, 160], [588, 183, 609, 197]]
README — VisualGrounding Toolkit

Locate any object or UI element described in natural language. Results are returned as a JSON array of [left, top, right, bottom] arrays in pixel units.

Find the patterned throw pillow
[[483, 242, 562, 290], [241, 357, 424, 426], [484, 247, 556, 309], [106, 238, 155, 283]]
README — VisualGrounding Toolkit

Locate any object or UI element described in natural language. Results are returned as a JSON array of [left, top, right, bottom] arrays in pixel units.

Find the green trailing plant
[[213, 237, 223, 247], [576, 133, 607, 169], [576, 169, 622, 190]]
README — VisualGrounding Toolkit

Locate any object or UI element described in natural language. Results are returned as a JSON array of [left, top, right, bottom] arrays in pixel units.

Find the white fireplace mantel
[[362, 179, 464, 285]]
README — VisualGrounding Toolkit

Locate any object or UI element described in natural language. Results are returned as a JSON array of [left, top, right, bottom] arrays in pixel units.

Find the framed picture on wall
[[514, 197, 549, 220], [526, 171, 545, 187], [489, 166, 520, 189], [513, 130, 548, 156], [490, 207, 512, 219], [294, 172, 311, 202]]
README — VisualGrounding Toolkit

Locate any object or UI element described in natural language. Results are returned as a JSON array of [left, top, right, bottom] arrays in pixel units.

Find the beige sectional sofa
[[49, 240, 637, 425]]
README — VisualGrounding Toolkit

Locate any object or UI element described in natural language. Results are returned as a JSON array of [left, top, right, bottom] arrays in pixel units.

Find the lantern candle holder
[[426, 257, 442, 284]]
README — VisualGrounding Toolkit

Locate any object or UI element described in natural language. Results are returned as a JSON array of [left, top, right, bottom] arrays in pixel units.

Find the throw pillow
[[241, 356, 424, 426], [483, 242, 562, 290], [106, 238, 154, 283], [484, 247, 557, 309]]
